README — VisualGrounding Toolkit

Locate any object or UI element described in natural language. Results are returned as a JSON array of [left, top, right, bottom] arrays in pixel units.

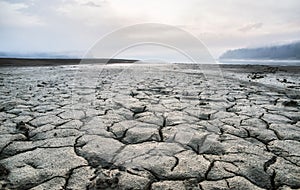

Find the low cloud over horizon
[[0, 0, 299, 61]]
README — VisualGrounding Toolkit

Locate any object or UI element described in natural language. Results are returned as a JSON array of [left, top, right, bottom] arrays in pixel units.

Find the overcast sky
[[0, 0, 299, 60]]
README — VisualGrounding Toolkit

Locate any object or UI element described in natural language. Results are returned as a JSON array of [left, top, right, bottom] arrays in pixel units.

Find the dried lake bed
[[0, 63, 299, 189]]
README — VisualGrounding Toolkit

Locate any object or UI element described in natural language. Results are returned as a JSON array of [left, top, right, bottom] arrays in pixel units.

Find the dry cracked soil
[[0, 63, 299, 190]]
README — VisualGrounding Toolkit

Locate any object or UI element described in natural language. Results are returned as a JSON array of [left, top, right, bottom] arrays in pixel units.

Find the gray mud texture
[[0, 63, 299, 190]]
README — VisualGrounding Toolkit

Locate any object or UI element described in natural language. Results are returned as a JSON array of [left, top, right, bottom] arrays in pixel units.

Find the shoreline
[[1, 58, 300, 67], [0, 58, 138, 67]]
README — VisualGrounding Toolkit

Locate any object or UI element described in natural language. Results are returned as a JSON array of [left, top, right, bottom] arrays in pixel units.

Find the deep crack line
[[270, 170, 277, 190], [260, 117, 283, 140], [170, 156, 179, 172], [62, 165, 89, 190], [158, 116, 167, 142], [26, 176, 66, 190], [263, 156, 277, 172], [158, 127, 164, 142], [204, 160, 215, 180], [73, 135, 89, 163]]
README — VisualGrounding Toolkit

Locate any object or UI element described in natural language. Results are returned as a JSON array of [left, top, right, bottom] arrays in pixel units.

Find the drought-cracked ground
[[0, 63, 299, 190]]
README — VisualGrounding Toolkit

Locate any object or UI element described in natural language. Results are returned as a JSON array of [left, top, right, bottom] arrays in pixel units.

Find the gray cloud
[[238, 23, 263, 32], [83, 2, 100, 7], [0, 0, 299, 59]]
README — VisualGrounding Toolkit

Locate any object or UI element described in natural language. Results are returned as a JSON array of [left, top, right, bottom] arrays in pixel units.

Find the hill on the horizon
[[220, 42, 300, 60]]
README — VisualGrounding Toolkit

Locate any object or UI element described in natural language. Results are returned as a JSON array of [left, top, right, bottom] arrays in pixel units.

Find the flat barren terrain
[[0, 63, 299, 189]]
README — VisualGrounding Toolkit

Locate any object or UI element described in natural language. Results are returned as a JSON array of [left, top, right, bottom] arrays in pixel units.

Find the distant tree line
[[220, 42, 300, 60]]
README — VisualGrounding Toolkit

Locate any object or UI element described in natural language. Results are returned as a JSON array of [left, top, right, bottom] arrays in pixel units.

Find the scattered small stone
[[247, 72, 265, 79], [16, 121, 31, 138]]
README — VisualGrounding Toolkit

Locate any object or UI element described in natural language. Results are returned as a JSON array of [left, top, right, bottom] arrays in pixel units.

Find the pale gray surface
[[0, 63, 299, 189]]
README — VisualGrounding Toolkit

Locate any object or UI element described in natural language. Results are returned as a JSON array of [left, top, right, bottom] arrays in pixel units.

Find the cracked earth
[[0, 63, 299, 190]]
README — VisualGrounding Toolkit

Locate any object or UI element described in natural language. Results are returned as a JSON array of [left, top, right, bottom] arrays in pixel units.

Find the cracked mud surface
[[0, 63, 299, 190]]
